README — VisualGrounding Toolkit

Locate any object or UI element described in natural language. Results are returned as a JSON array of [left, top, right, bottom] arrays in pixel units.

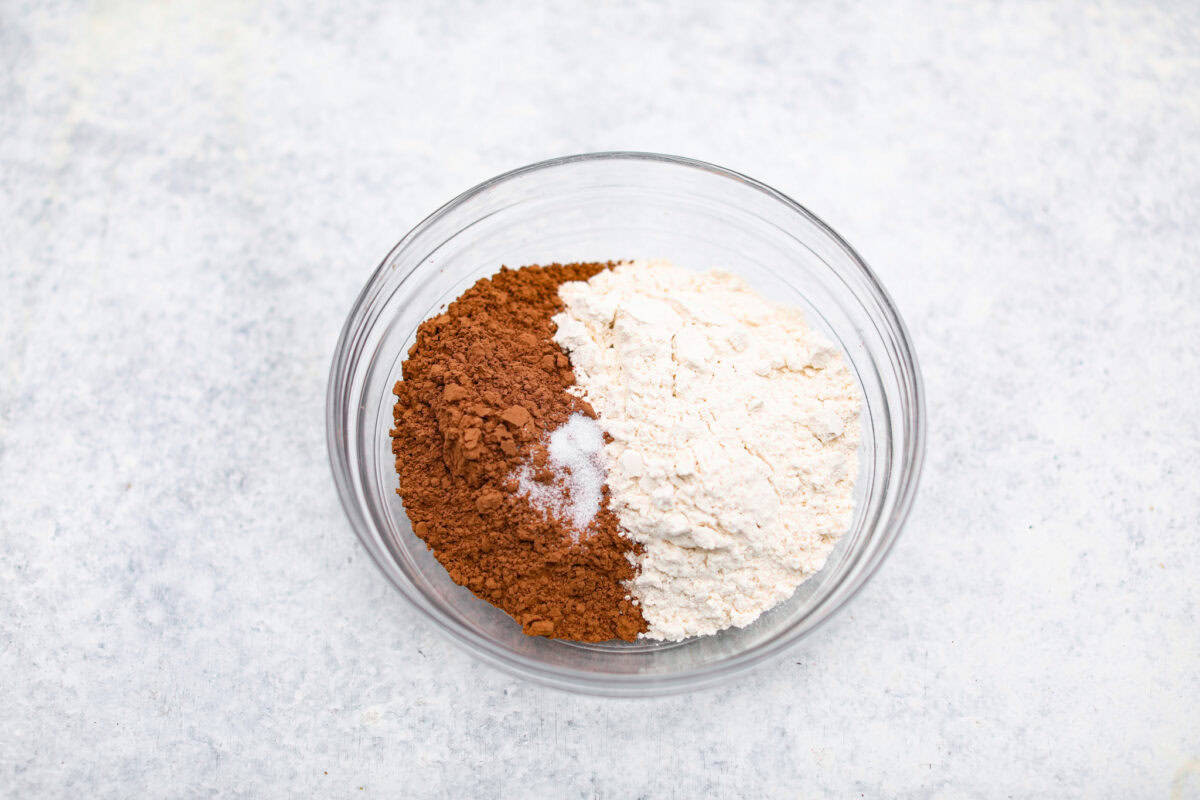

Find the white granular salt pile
[[515, 413, 607, 537], [553, 260, 862, 641]]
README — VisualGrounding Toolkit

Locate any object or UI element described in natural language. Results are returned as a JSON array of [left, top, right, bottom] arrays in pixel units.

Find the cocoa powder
[[390, 262, 646, 642]]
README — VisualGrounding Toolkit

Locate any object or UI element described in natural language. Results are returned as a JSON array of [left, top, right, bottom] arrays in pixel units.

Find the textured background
[[3, 1, 1199, 797]]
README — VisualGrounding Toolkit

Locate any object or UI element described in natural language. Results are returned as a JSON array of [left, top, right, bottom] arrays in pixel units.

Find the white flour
[[553, 260, 861, 640]]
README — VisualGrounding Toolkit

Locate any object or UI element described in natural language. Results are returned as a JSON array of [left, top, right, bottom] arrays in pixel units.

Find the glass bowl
[[326, 152, 924, 696]]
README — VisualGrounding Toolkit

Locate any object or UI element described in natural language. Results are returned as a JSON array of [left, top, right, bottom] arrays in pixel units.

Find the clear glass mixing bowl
[[327, 152, 925, 696]]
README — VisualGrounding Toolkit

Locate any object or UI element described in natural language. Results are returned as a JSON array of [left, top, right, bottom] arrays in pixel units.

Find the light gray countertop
[[3, 1, 1198, 797]]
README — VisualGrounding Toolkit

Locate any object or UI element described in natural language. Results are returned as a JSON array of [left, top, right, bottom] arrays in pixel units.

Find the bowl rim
[[326, 150, 926, 696]]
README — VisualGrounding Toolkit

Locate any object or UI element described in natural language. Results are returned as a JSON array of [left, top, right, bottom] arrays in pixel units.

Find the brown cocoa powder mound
[[390, 262, 646, 642]]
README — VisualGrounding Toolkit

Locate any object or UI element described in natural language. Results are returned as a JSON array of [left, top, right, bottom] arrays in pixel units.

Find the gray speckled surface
[[2, 1, 1199, 797]]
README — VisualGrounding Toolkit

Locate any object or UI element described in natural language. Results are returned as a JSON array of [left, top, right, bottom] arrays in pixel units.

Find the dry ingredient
[[554, 260, 861, 641], [390, 262, 645, 642], [516, 413, 607, 537], [391, 258, 861, 644]]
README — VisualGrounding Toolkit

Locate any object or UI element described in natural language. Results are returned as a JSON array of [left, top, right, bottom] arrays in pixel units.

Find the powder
[[391, 262, 645, 642], [553, 259, 862, 641], [516, 413, 607, 537]]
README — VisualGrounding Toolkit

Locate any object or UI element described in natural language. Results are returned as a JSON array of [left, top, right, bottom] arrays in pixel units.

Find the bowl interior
[[333, 154, 920, 693]]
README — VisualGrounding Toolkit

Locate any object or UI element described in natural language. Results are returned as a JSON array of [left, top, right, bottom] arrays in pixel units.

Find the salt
[[516, 413, 606, 537]]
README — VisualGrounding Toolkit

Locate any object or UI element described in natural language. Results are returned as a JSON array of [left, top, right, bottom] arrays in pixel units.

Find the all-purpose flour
[[553, 260, 862, 641]]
